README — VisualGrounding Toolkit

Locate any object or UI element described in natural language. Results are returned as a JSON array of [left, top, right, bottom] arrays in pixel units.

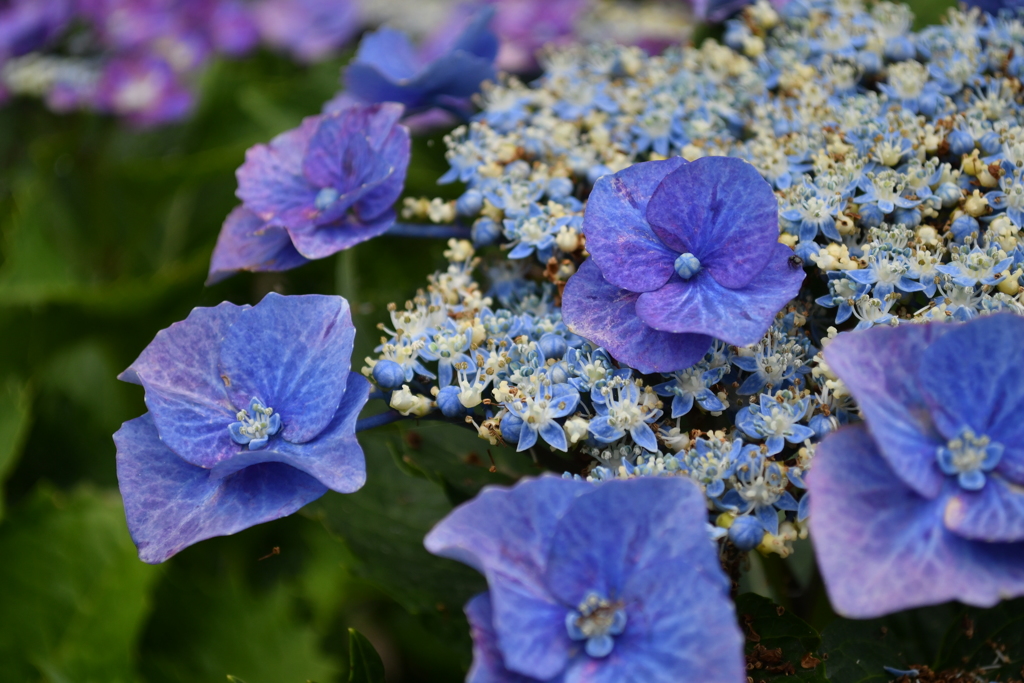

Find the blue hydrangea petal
[[114, 414, 327, 564], [916, 314, 1024, 484], [219, 293, 355, 444], [207, 206, 310, 284], [544, 478, 726, 607], [517, 425, 539, 451], [824, 323, 950, 498], [755, 504, 779, 535], [548, 479, 741, 679], [582, 159, 686, 293], [633, 243, 803, 346], [671, 393, 695, 418], [808, 425, 1024, 618], [463, 593, 538, 683], [630, 423, 659, 452], [235, 116, 320, 227], [215, 372, 370, 493], [424, 476, 593, 680], [944, 474, 1024, 543], [562, 259, 712, 374], [120, 302, 245, 469], [351, 27, 419, 80], [646, 157, 779, 290], [540, 421, 569, 452]]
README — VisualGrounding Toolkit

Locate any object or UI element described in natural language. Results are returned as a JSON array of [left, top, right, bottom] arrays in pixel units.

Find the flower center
[[229, 397, 282, 451], [936, 427, 1003, 491], [314, 187, 339, 210], [565, 592, 627, 659], [674, 252, 702, 280]]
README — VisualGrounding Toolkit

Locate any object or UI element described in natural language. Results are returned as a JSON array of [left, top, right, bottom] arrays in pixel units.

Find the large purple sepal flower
[[114, 293, 370, 563], [809, 314, 1024, 617], [344, 9, 498, 114], [209, 103, 409, 282], [425, 476, 745, 683], [563, 157, 803, 373]]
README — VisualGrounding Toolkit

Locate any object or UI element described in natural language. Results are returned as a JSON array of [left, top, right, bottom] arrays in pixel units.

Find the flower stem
[[356, 410, 405, 432], [386, 222, 472, 239]]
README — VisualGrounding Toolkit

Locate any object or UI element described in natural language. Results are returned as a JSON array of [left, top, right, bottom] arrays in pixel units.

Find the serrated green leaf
[[348, 628, 387, 683], [309, 428, 486, 615], [735, 592, 826, 682], [0, 376, 31, 520], [0, 485, 161, 683]]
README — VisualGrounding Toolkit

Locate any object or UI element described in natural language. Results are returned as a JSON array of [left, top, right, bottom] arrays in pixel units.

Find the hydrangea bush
[[107, 0, 1024, 680]]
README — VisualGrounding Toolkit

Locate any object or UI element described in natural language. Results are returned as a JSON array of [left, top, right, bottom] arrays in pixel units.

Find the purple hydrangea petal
[[219, 293, 355, 444], [120, 302, 245, 469], [235, 116, 320, 226], [824, 323, 950, 498], [212, 372, 370, 493], [464, 593, 542, 683], [633, 243, 803, 345], [288, 211, 397, 260], [944, 474, 1024, 543], [544, 478, 726, 606], [562, 259, 712, 374], [424, 476, 592, 680], [207, 206, 310, 284], [646, 157, 779, 290], [808, 425, 1024, 618], [114, 414, 327, 564], [916, 314, 1024, 482], [582, 159, 686, 293]]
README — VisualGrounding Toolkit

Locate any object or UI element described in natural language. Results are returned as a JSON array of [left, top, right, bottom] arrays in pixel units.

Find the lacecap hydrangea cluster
[[377, 0, 1024, 556]]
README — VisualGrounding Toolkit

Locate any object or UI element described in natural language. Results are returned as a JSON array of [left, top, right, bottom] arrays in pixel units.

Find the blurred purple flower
[[344, 8, 498, 115], [114, 293, 370, 563], [209, 102, 410, 282], [93, 54, 193, 127], [444, 0, 588, 72], [0, 0, 71, 61], [809, 315, 1024, 618], [254, 0, 360, 63], [692, 0, 790, 23], [425, 476, 745, 682], [562, 157, 803, 374]]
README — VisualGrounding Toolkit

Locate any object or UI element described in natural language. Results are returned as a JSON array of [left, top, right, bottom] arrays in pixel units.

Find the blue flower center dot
[[315, 187, 340, 211], [565, 592, 627, 658], [936, 427, 1003, 491], [674, 252, 702, 280], [229, 397, 282, 451]]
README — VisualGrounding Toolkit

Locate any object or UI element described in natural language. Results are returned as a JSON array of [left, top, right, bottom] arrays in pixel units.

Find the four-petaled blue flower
[[562, 157, 805, 374], [113, 293, 370, 563], [808, 314, 1024, 618], [343, 8, 498, 115], [208, 103, 410, 283], [424, 476, 745, 683]]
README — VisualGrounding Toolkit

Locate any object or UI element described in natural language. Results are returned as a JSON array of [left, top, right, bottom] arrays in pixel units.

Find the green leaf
[[935, 598, 1024, 679], [735, 592, 826, 682], [0, 376, 31, 520], [0, 485, 161, 683], [310, 428, 486, 615], [821, 619, 905, 683], [348, 628, 387, 683]]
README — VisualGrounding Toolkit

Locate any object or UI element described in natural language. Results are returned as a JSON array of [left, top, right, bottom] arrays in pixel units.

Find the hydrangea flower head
[[809, 314, 1024, 617], [425, 476, 745, 683], [208, 103, 410, 283], [344, 8, 498, 115], [253, 0, 360, 63], [113, 293, 370, 563], [562, 157, 804, 374]]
